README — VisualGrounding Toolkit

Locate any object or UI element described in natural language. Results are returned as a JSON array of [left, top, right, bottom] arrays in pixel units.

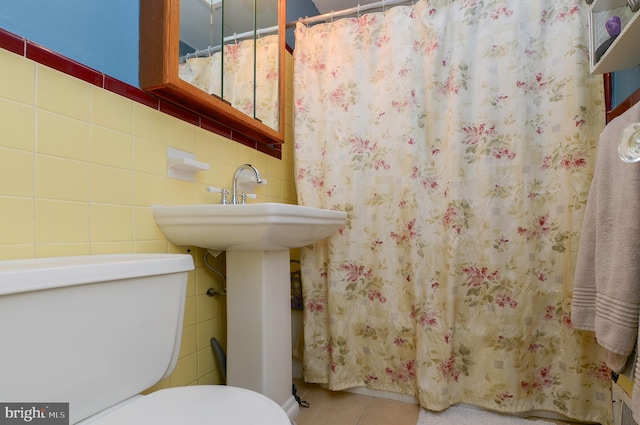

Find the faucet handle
[[206, 186, 229, 204], [239, 193, 258, 204]]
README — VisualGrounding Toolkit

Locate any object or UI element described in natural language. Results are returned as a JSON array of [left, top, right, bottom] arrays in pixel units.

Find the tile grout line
[[354, 397, 373, 425]]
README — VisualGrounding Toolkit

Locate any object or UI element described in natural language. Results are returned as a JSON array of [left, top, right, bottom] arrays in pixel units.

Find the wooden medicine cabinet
[[140, 0, 286, 145]]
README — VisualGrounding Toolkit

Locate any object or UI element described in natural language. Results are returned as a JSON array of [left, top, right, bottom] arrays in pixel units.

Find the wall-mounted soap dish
[[167, 147, 210, 181]]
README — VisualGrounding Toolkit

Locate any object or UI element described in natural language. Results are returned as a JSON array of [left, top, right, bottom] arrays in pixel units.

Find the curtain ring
[[357, 3, 361, 17], [330, 10, 334, 22]]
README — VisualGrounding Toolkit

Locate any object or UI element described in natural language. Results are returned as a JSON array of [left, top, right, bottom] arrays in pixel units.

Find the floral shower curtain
[[293, 1, 612, 423], [179, 35, 280, 129]]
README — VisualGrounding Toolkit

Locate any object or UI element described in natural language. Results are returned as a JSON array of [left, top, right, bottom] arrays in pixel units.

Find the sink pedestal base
[[226, 250, 300, 419]]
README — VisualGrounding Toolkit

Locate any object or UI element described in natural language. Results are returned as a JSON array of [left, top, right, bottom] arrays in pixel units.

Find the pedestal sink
[[152, 203, 347, 419]]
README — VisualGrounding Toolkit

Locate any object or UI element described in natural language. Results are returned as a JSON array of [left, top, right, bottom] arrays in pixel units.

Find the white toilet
[[0, 254, 292, 425]]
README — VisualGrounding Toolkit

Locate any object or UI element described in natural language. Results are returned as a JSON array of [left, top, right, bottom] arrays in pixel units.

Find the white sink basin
[[152, 203, 347, 251], [153, 202, 346, 416]]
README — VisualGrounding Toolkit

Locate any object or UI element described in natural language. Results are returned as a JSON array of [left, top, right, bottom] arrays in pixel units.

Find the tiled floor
[[291, 379, 420, 425], [291, 379, 594, 425]]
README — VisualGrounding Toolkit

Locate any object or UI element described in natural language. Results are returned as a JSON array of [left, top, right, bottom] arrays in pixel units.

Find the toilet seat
[[80, 386, 291, 425]]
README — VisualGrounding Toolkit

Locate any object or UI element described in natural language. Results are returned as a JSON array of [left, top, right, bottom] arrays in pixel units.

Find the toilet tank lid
[[0, 254, 194, 296]]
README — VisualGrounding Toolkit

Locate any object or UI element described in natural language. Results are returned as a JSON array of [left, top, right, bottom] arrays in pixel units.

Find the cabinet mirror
[[140, 0, 286, 145]]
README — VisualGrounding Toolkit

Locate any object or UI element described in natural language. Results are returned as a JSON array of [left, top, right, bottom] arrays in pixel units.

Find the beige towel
[[571, 101, 640, 423], [572, 100, 640, 359], [572, 100, 640, 358]]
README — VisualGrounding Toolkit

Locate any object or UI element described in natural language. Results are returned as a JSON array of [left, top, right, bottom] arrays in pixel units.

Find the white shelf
[[589, 0, 640, 74]]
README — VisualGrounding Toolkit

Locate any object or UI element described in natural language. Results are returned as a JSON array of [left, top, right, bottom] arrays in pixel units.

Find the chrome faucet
[[232, 164, 263, 204]]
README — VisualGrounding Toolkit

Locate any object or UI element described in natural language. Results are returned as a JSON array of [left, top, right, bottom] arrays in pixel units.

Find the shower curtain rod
[[288, 0, 415, 28], [181, 0, 415, 60], [182, 27, 278, 61]]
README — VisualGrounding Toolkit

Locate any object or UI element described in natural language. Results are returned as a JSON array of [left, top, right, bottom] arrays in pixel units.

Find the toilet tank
[[0, 254, 194, 424]]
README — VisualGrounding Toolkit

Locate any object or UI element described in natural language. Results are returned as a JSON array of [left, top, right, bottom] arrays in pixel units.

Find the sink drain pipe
[[210, 337, 227, 384]]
